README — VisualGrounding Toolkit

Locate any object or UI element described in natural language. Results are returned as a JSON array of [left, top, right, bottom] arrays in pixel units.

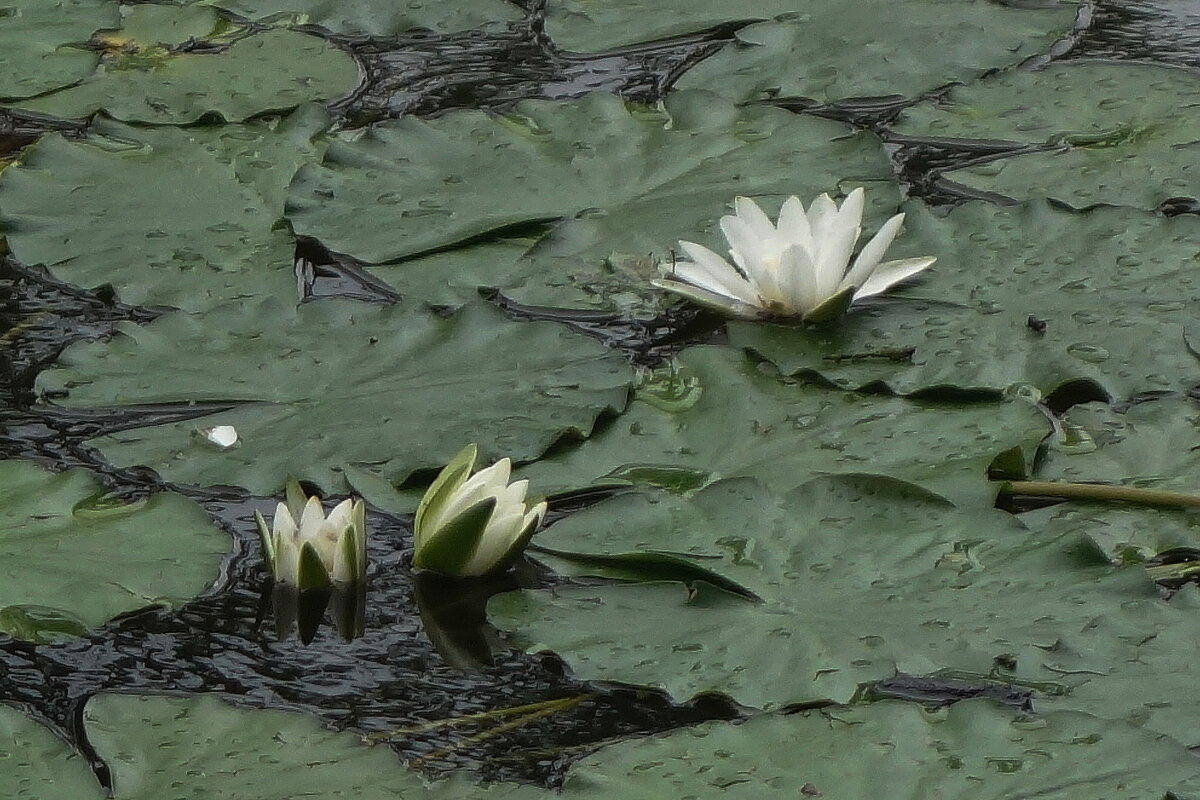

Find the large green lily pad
[[492, 474, 1164, 708], [728, 199, 1200, 399], [287, 91, 899, 311], [892, 61, 1200, 210], [514, 345, 1046, 507], [83, 694, 536, 799], [560, 700, 1200, 799], [37, 299, 633, 495], [1031, 584, 1200, 749], [198, 0, 522, 36], [0, 107, 331, 311], [543, 0, 795, 52], [0, 704, 103, 799], [676, 0, 1077, 104], [11, 4, 358, 124], [0, 0, 115, 101], [0, 460, 230, 642]]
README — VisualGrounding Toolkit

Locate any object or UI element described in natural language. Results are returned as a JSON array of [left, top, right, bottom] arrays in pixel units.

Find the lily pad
[[83, 693, 537, 799], [728, 199, 1200, 398], [287, 91, 899, 311], [892, 60, 1200, 210], [12, 5, 358, 124], [199, 0, 522, 36], [559, 701, 1200, 799], [0, 460, 230, 641], [0, 0, 116, 101], [1037, 397, 1200, 492], [0, 106, 331, 311], [0, 704, 102, 799], [515, 345, 1047, 507], [1013, 397, 1200, 563], [543, 0, 797, 52], [1031, 584, 1200, 749], [676, 0, 1077, 104], [37, 299, 633, 496], [492, 474, 1163, 708]]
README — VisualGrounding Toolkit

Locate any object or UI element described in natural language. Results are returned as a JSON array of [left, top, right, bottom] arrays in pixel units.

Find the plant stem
[[1001, 480, 1200, 510]]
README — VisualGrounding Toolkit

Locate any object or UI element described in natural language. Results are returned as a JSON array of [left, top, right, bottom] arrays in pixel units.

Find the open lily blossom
[[255, 480, 367, 591], [413, 444, 547, 578], [653, 188, 936, 323]]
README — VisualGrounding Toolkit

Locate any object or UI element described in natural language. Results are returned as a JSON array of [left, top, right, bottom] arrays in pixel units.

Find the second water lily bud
[[255, 480, 367, 591], [413, 444, 547, 577]]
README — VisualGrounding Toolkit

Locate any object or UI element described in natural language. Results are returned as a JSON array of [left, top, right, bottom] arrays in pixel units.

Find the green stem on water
[[1001, 480, 1200, 510]]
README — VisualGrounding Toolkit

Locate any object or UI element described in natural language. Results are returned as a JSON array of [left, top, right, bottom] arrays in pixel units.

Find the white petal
[[675, 241, 759, 301], [775, 195, 812, 253], [720, 216, 783, 302], [297, 496, 326, 543], [523, 501, 548, 533], [734, 196, 776, 242], [271, 502, 297, 539], [776, 244, 820, 317], [813, 189, 863, 297], [460, 508, 524, 576], [853, 257, 936, 300], [839, 212, 906, 293], [805, 192, 839, 251], [719, 215, 769, 275], [326, 498, 355, 532], [199, 425, 238, 449], [653, 278, 764, 319], [273, 531, 301, 585]]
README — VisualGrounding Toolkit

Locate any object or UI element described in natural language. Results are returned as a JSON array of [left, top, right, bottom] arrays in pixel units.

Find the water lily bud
[[653, 188, 936, 323], [413, 444, 547, 577], [255, 480, 367, 591]]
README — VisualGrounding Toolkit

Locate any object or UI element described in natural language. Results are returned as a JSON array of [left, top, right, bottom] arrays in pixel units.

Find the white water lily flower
[[653, 188, 936, 322], [413, 444, 547, 578], [255, 480, 367, 591]]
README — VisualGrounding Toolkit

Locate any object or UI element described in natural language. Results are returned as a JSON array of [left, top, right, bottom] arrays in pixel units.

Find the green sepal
[[296, 540, 331, 592], [254, 510, 276, 575], [351, 499, 367, 577], [801, 285, 856, 325], [414, 444, 478, 544], [412, 496, 496, 576], [284, 477, 308, 520], [336, 522, 364, 584]]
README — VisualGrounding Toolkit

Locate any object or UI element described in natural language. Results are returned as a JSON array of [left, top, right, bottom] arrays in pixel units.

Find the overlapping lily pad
[[1013, 397, 1200, 563], [543, 0, 797, 52], [728, 200, 1200, 399], [11, 4, 358, 124], [0, 107, 331, 311], [676, 0, 1077, 104], [0, 704, 102, 799], [287, 91, 899, 311], [560, 701, 1200, 799], [0, 0, 115, 101], [82, 694, 537, 799], [892, 60, 1200, 209], [492, 474, 1166, 708], [514, 345, 1046, 507], [36, 299, 633, 495], [198, 0, 522, 36], [0, 460, 230, 642]]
